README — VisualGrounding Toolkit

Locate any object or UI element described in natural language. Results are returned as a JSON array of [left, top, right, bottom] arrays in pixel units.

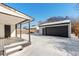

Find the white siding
[[0, 24, 16, 38], [0, 24, 4, 38], [39, 27, 43, 35], [68, 23, 71, 38], [11, 25, 16, 37]]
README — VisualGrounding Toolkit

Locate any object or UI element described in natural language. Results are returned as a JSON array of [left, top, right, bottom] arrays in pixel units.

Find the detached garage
[[39, 20, 71, 37]]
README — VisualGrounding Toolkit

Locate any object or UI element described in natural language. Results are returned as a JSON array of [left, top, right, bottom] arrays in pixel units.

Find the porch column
[[15, 24, 17, 37], [20, 23, 22, 38], [28, 20, 31, 42], [68, 22, 71, 38]]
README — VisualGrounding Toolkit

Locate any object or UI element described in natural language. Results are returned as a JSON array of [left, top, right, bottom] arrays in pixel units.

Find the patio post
[[20, 23, 22, 38], [15, 24, 17, 37], [28, 20, 31, 42]]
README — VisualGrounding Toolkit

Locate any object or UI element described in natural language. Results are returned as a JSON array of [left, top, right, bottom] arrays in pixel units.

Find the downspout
[[15, 24, 17, 37], [20, 23, 22, 38], [28, 20, 31, 42]]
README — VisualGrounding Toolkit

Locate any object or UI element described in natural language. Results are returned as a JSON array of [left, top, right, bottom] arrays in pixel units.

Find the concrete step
[[3, 41, 28, 56], [5, 45, 23, 55]]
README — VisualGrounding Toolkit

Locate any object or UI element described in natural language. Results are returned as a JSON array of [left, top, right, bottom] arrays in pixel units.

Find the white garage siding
[[39, 27, 43, 35], [68, 23, 71, 38]]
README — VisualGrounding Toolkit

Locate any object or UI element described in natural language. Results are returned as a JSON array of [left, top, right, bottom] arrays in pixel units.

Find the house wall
[[0, 24, 16, 38], [0, 24, 4, 38], [11, 25, 16, 37]]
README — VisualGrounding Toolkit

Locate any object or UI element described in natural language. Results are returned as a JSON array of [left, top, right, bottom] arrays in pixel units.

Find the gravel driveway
[[9, 34, 79, 56]]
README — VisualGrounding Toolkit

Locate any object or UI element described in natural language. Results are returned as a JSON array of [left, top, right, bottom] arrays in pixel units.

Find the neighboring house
[[0, 3, 32, 38], [39, 20, 71, 37]]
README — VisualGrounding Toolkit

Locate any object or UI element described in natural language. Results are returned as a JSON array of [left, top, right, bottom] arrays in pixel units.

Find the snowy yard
[[9, 34, 79, 56]]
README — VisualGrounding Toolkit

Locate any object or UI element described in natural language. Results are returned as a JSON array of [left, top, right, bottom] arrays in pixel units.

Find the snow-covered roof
[[40, 20, 70, 26]]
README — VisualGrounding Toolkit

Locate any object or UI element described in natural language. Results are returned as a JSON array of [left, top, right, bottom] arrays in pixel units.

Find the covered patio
[[0, 3, 33, 56]]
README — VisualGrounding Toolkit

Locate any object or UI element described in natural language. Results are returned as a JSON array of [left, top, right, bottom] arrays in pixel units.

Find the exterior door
[[5, 25, 11, 38]]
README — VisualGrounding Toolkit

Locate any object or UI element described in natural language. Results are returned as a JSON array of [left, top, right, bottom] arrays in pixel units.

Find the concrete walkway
[[9, 34, 79, 56]]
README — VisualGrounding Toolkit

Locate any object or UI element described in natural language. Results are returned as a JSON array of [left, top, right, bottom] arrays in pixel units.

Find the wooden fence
[[17, 28, 37, 34]]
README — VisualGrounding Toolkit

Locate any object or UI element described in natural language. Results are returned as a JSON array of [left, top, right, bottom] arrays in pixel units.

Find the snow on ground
[[9, 34, 79, 56]]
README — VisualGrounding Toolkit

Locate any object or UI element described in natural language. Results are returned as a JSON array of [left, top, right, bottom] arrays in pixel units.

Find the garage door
[[42, 25, 68, 37]]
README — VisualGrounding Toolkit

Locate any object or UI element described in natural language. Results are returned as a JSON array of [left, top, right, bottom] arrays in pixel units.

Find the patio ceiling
[[0, 12, 28, 25], [0, 3, 33, 25]]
